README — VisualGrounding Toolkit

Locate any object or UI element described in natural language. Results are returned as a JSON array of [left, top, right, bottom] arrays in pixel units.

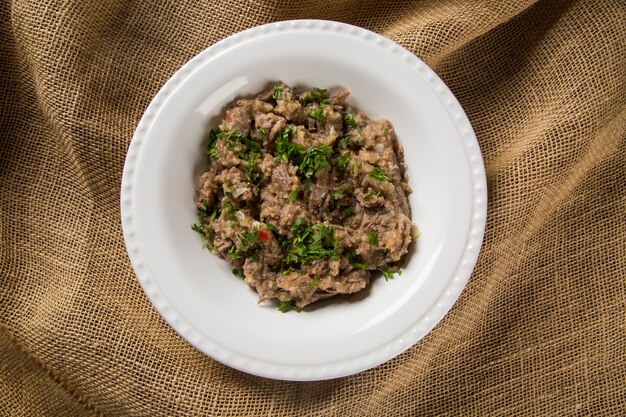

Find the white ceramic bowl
[[121, 20, 487, 381]]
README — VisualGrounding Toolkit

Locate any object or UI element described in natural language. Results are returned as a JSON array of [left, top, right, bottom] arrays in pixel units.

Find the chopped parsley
[[232, 268, 245, 279], [197, 206, 208, 220], [369, 167, 391, 181], [300, 88, 328, 105], [298, 145, 333, 180], [222, 200, 234, 216], [288, 188, 299, 202], [274, 128, 333, 182], [339, 183, 353, 192], [379, 267, 401, 281], [237, 139, 261, 184], [277, 234, 292, 252], [191, 223, 204, 235], [363, 190, 381, 201], [305, 106, 326, 126], [368, 232, 378, 245], [353, 261, 368, 270], [192, 208, 215, 250], [274, 127, 304, 162], [216, 129, 247, 151], [344, 113, 362, 133], [228, 245, 243, 260], [307, 276, 320, 290], [338, 136, 361, 151], [243, 151, 260, 183], [239, 227, 259, 253], [283, 220, 338, 267], [277, 300, 301, 313], [343, 206, 355, 216], [335, 152, 350, 170], [207, 129, 219, 158], [257, 128, 267, 136], [272, 86, 283, 100], [347, 251, 368, 269], [208, 129, 262, 183], [350, 159, 361, 177]]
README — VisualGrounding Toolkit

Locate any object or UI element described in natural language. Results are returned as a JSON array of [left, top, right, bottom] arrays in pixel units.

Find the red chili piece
[[258, 229, 270, 243]]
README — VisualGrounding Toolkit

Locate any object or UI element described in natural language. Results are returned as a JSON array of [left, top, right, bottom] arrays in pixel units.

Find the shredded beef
[[193, 83, 416, 309]]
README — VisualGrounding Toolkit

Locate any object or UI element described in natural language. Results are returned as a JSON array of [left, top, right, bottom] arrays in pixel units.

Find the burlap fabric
[[1, 0, 624, 415]]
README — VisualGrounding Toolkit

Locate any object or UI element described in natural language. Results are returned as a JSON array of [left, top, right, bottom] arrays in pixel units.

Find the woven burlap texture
[[1, 0, 624, 415]]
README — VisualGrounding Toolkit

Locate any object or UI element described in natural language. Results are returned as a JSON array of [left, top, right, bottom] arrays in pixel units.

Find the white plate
[[121, 20, 487, 381]]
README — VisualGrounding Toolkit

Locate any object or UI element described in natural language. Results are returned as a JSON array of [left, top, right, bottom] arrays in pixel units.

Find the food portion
[[193, 82, 417, 311]]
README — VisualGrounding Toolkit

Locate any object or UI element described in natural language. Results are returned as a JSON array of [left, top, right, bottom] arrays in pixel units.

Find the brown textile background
[[1, 0, 625, 415]]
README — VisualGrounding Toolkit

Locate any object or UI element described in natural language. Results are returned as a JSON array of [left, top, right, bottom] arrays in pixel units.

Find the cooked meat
[[193, 83, 416, 310]]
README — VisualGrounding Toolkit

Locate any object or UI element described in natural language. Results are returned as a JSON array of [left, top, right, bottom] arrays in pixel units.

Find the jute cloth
[[1, 0, 624, 415]]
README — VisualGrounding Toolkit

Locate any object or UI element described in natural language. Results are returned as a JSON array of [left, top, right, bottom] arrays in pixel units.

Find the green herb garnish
[[283, 220, 338, 267], [207, 129, 219, 158], [277, 235, 292, 251], [192, 208, 215, 250], [298, 145, 333, 180], [272, 86, 283, 100], [217, 129, 247, 151], [236, 137, 262, 184], [368, 232, 378, 245], [197, 207, 208, 221], [379, 268, 400, 281], [335, 152, 350, 170], [307, 277, 320, 290], [277, 300, 301, 313], [222, 200, 234, 216], [347, 251, 368, 269], [209, 129, 262, 183], [239, 227, 259, 252], [232, 269, 245, 279], [343, 206, 355, 216], [274, 127, 304, 162], [228, 245, 243, 260], [243, 152, 261, 183], [257, 128, 267, 136], [369, 167, 391, 181], [350, 159, 361, 177], [305, 106, 326, 126], [274, 129, 333, 182], [301, 88, 328, 104], [363, 190, 381, 201], [288, 188, 299, 202], [339, 136, 349, 149], [344, 113, 362, 133]]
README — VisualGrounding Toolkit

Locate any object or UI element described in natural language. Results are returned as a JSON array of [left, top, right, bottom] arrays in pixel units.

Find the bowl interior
[[129, 25, 474, 370]]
